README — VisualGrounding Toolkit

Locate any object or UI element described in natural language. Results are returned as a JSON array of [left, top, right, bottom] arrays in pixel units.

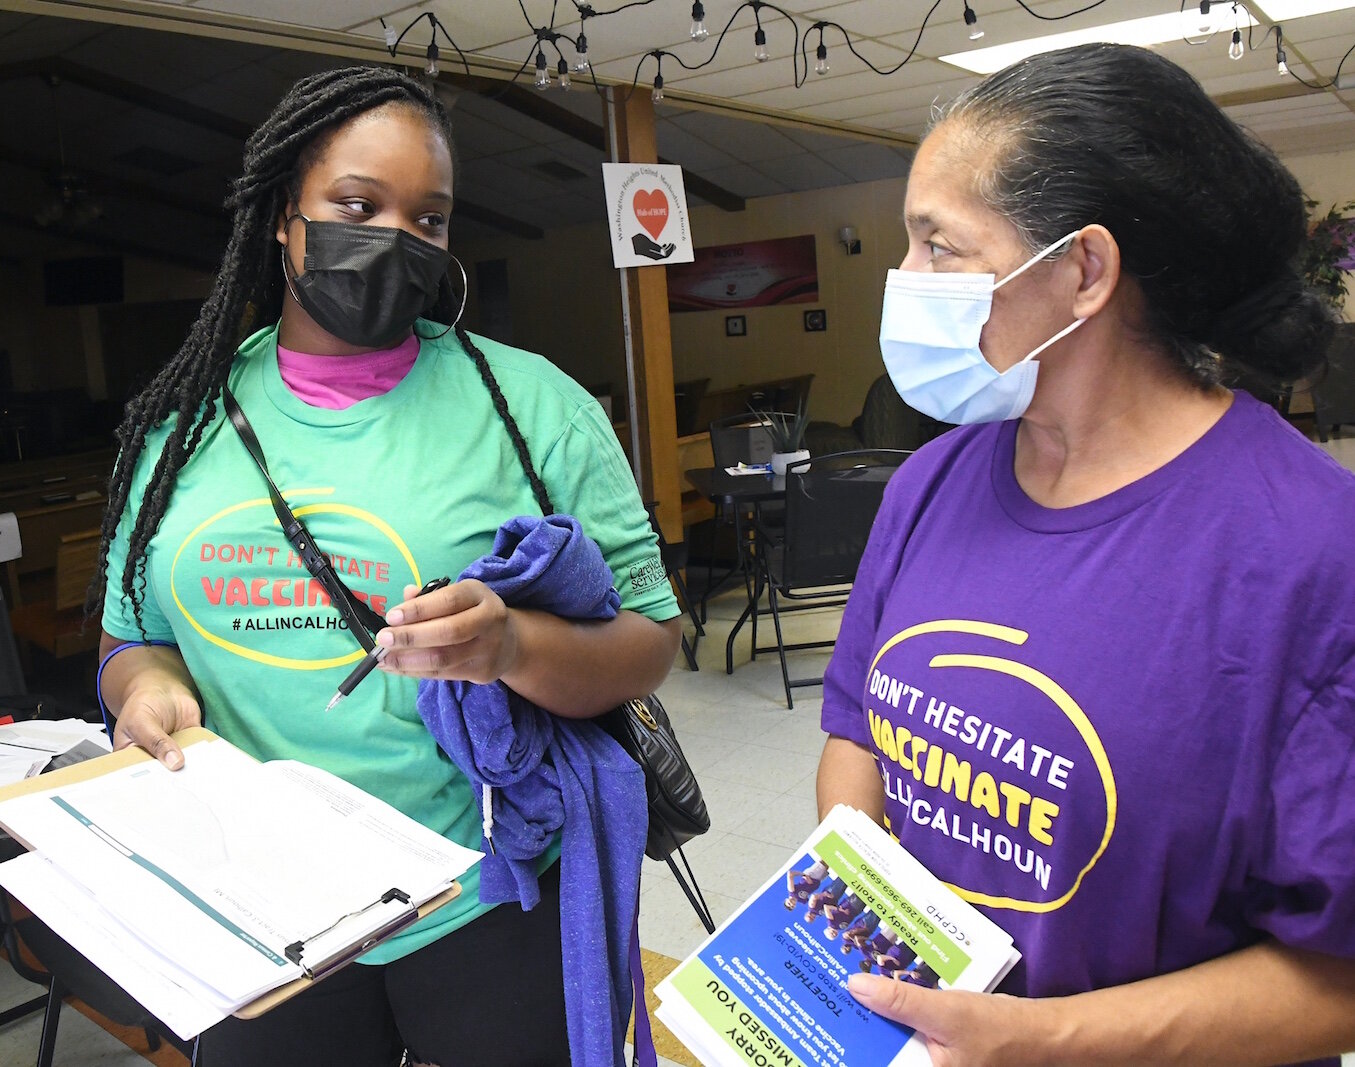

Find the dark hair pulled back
[[90, 66, 531, 631], [940, 43, 1333, 386]]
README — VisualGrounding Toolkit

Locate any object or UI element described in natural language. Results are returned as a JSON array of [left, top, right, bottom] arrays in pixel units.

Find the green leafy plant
[[751, 398, 810, 453], [1298, 198, 1355, 310]]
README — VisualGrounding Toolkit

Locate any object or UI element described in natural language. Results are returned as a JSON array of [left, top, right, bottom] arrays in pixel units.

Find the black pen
[[325, 576, 453, 712]]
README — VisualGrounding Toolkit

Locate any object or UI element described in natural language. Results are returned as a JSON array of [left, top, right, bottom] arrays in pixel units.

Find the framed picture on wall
[[803, 309, 827, 332], [725, 314, 747, 337]]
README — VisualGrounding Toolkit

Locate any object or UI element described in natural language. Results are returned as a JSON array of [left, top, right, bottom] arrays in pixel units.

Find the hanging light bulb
[[754, 27, 769, 62], [573, 32, 591, 73], [815, 42, 829, 76], [425, 42, 439, 77], [555, 57, 570, 90], [1229, 28, 1244, 61], [1276, 27, 1288, 77], [382, 21, 398, 49], [1181, 0, 1218, 40], [963, 2, 984, 41], [534, 49, 551, 89], [652, 72, 665, 103], [690, 2, 709, 42]]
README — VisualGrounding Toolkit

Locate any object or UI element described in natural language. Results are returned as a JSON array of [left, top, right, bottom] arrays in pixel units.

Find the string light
[[375, 1, 1351, 107], [1197, 0, 1214, 32], [690, 2, 709, 42], [963, 2, 984, 41]]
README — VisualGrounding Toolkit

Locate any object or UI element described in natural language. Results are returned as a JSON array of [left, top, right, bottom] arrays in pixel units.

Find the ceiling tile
[[815, 141, 913, 182], [697, 161, 790, 199], [667, 110, 803, 161], [185, 0, 410, 32], [657, 118, 741, 170], [753, 151, 852, 191]]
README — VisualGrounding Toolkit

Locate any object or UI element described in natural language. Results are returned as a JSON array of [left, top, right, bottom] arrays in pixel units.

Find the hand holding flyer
[[655, 805, 1020, 1067]]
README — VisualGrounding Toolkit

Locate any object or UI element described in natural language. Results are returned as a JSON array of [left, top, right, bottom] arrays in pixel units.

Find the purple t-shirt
[[822, 393, 1355, 1042]]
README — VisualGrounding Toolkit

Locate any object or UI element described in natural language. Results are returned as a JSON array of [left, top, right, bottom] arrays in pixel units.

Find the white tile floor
[[3, 430, 1354, 1066]]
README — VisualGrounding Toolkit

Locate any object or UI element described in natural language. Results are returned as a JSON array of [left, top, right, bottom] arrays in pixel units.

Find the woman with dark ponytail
[[95, 66, 680, 1066], [818, 45, 1355, 1065]]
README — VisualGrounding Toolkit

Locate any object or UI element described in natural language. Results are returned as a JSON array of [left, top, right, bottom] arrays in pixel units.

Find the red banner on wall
[[666, 235, 818, 312]]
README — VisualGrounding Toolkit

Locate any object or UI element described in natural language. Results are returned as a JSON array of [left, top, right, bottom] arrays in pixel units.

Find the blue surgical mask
[[879, 231, 1085, 425]]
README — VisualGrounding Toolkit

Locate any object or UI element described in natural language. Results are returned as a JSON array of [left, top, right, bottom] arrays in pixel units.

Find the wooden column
[[603, 87, 683, 546]]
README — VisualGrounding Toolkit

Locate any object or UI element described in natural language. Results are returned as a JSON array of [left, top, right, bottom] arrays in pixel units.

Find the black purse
[[601, 696, 713, 933], [601, 694, 710, 862]]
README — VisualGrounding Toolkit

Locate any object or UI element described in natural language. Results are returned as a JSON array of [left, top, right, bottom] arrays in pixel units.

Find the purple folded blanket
[[416, 514, 648, 1067]]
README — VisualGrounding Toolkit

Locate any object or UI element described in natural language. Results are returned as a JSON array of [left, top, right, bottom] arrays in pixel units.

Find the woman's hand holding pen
[[374, 579, 521, 685]]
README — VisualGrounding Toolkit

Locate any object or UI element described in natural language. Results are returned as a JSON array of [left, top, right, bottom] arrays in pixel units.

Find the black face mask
[[281, 215, 452, 348]]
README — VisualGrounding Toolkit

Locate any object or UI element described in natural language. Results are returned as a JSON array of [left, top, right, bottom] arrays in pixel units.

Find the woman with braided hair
[[93, 65, 680, 1066]]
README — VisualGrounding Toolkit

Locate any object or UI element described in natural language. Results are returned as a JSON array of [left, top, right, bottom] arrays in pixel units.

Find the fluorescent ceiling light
[[939, 10, 1259, 75], [1255, 0, 1355, 17]]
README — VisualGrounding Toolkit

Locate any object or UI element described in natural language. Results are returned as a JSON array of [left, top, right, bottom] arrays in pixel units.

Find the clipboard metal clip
[[284, 888, 416, 981]]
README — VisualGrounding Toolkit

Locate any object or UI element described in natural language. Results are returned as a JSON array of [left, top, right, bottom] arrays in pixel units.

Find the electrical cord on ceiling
[[378, 0, 1354, 106], [797, 1, 947, 89]]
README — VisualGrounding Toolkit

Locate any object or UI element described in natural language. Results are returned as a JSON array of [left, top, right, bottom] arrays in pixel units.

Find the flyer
[[655, 805, 1020, 1067]]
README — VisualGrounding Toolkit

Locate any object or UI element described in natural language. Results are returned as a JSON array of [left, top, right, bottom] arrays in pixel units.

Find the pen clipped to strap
[[284, 888, 417, 981]]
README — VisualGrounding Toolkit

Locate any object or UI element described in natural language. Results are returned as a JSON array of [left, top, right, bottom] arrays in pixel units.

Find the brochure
[[655, 805, 1020, 1067]]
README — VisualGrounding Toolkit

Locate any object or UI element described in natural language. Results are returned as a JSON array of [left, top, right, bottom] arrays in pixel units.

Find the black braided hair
[[453, 321, 556, 518], [89, 65, 549, 633]]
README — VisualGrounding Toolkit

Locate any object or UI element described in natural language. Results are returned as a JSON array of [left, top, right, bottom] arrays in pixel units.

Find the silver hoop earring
[[419, 254, 468, 342], [449, 253, 468, 329], [280, 246, 303, 308]]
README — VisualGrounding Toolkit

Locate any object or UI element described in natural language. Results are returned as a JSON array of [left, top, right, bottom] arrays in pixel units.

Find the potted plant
[[752, 399, 811, 476], [1298, 198, 1355, 312]]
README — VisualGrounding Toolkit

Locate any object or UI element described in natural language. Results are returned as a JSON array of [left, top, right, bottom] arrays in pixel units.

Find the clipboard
[[0, 727, 462, 1021]]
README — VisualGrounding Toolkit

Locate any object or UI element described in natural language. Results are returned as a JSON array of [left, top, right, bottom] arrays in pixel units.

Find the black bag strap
[[667, 846, 715, 934], [220, 385, 385, 649]]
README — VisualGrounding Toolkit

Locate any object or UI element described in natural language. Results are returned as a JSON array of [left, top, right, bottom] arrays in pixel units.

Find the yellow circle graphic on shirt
[[869, 619, 1117, 913], [170, 492, 419, 669]]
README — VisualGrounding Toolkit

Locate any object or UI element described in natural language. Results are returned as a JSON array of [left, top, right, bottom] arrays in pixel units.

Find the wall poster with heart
[[601, 163, 695, 269], [664, 235, 818, 313]]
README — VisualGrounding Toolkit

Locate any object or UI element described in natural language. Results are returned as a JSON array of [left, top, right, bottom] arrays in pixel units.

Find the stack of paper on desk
[[655, 805, 1020, 1067], [0, 732, 480, 1039], [0, 718, 111, 785]]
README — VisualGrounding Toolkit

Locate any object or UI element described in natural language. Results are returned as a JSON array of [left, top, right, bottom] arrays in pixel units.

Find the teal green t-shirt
[[102, 322, 678, 962]]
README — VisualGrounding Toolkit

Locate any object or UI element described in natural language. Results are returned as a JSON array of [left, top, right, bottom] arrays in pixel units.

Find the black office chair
[[752, 450, 909, 708], [644, 502, 704, 671], [4, 907, 196, 1067], [1312, 322, 1355, 443]]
